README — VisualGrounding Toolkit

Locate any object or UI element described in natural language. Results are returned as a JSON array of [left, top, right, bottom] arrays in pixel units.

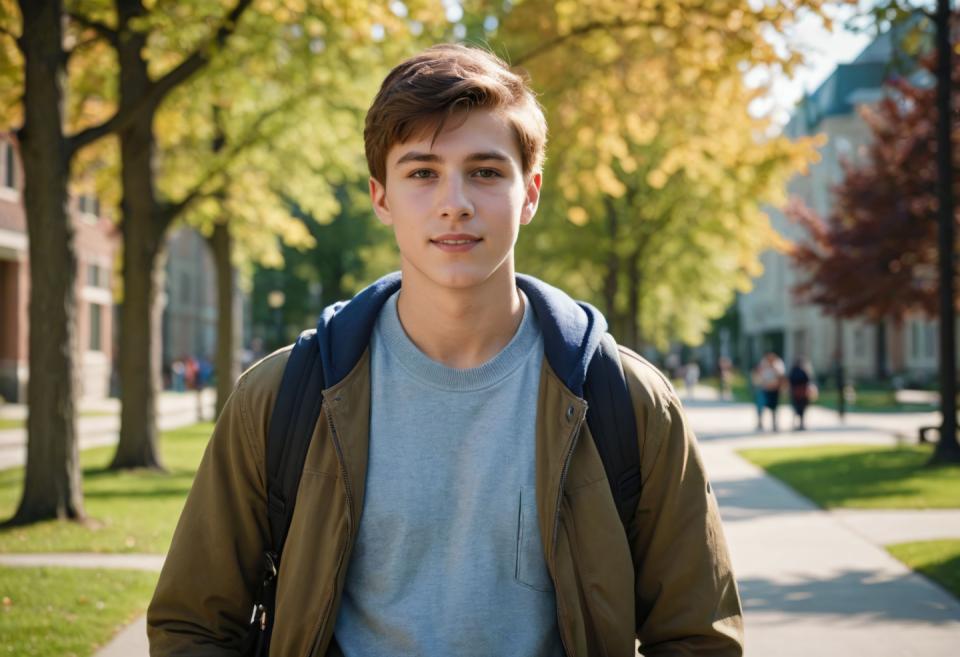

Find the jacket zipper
[[552, 404, 587, 657], [307, 406, 355, 657]]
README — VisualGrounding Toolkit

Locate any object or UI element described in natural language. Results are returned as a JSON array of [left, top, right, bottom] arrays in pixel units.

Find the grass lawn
[[0, 566, 158, 657], [0, 422, 213, 554], [739, 443, 960, 509], [887, 539, 960, 601], [814, 390, 938, 414], [0, 418, 21, 431]]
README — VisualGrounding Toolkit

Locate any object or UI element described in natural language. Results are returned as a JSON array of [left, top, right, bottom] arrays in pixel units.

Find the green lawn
[[739, 443, 960, 509], [887, 539, 960, 601], [0, 566, 158, 657], [0, 418, 22, 431], [0, 422, 213, 554], [814, 389, 938, 414], [0, 411, 118, 432]]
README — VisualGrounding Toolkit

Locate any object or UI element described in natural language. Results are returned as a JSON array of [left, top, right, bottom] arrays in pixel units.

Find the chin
[[427, 267, 491, 290]]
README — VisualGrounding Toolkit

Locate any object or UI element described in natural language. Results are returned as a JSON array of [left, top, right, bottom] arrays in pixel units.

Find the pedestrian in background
[[788, 357, 816, 431], [756, 352, 786, 432], [684, 360, 701, 399], [718, 356, 733, 401], [749, 365, 765, 430]]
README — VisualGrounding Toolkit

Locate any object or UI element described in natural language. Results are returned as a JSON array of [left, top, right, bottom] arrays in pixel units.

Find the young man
[[148, 44, 743, 656]]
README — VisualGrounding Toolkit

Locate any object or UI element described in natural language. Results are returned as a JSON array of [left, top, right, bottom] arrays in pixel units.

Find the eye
[[408, 169, 436, 179], [473, 168, 502, 179]]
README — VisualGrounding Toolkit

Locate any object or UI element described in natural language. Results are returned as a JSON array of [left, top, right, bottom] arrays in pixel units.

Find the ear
[[519, 172, 542, 226], [369, 176, 392, 226]]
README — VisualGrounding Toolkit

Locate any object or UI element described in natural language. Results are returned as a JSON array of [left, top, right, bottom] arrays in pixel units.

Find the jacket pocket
[[515, 486, 553, 592]]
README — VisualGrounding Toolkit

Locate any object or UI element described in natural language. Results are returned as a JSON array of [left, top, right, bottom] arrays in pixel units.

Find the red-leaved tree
[[788, 53, 958, 322]]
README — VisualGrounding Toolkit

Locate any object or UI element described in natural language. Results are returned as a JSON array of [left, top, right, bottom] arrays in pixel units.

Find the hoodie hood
[[312, 271, 607, 397]]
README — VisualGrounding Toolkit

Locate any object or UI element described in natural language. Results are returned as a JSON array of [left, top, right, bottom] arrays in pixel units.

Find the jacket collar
[[313, 271, 607, 396]]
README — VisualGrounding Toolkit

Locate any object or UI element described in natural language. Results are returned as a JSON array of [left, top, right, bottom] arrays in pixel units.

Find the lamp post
[[932, 0, 959, 462]]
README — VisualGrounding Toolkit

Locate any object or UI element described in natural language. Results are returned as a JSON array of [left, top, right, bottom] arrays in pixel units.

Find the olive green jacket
[[147, 343, 743, 656]]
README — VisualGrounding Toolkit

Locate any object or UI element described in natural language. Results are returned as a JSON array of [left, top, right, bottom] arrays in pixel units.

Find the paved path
[[2, 392, 958, 656], [0, 389, 215, 470], [684, 396, 960, 656]]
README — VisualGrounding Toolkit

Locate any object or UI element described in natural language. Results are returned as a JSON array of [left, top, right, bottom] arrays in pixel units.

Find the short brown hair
[[364, 44, 547, 184]]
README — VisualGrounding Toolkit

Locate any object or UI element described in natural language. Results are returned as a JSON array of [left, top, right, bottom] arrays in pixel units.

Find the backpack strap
[[245, 329, 326, 657], [583, 333, 642, 540]]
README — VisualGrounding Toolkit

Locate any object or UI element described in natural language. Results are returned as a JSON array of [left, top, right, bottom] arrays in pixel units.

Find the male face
[[369, 108, 542, 291]]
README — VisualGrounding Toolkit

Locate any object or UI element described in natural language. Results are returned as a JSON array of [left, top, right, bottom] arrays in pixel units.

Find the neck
[[396, 263, 524, 369]]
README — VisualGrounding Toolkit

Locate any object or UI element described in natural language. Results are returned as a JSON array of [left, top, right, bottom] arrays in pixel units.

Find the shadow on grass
[[80, 465, 197, 479], [82, 486, 193, 499]]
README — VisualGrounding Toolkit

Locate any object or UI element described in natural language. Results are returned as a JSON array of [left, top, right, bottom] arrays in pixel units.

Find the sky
[[748, 2, 878, 126]]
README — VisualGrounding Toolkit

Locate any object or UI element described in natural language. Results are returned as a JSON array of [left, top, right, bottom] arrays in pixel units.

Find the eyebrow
[[394, 150, 512, 166]]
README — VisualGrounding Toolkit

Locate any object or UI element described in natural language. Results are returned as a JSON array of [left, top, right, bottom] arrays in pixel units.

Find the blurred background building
[[738, 18, 958, 385], [0, 133, 118, 403]]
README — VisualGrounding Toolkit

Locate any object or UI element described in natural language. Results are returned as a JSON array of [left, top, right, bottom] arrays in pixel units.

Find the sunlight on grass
[[739, 443, 960, 509], [887, 539, 960, 601], [0, 566, 158, 657], [0, 423, 213, 554]]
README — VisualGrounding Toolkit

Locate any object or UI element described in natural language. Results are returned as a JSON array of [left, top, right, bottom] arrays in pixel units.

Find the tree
[[0, 0, 125, 524], [59, 0, 420, 468], [151, 3, 430, 418], [476, 0, 838, 349]]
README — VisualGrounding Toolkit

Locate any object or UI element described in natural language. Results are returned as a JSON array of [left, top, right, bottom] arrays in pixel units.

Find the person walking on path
[[756, 352, 786, 432], [788, 356, 816, 431], [146, 44, 742, 657]]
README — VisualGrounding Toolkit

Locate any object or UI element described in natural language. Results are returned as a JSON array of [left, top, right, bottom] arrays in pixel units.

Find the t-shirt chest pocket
[[515, 486, 554, 592]]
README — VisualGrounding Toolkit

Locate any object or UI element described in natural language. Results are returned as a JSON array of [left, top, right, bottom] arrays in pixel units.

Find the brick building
[[0, 134, 118, 402]]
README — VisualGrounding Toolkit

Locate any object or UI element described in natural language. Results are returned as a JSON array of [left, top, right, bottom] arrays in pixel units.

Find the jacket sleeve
[[147, 357, 277, 656], [622, 350, 744, 656]]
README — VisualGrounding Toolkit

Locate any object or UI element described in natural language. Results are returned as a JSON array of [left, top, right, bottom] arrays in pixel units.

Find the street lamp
[[267, 290, 285, 349]]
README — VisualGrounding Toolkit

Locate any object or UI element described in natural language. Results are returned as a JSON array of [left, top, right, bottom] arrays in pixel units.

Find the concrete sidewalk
[[0, 389, 215, 470], [688, 399, 960, 656]]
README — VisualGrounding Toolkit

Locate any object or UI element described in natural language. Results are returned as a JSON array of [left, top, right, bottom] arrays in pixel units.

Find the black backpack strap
[[583, 333, 642, 540], [245, 329, 326, 657]]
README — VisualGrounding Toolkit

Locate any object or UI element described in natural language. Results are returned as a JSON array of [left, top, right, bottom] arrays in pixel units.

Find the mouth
[[430, 234, 483, 252]]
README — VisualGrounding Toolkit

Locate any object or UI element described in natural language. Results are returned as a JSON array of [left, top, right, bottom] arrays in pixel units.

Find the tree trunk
[[874, 319, 888, 380], [602, 197, 620, 322], [209, 222, 238, 419], [110, 7, 166, 469], [627, 248, 641, 349], [9, 0, 84, 523]]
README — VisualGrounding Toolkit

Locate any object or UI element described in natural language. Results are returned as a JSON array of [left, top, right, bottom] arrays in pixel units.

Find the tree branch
[[66, 0, 254, 157], [0, 24, 18, 43], [66, 11, 118, 46], [149, 0, 255, 108], [512, 17, 651, 66], [163, 85, 326, 223]]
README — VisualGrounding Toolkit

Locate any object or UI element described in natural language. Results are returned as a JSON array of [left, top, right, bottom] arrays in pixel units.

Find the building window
[[925, 322, 937, 359], [89, 303, 102, 352], [78, 194, 100, 217], [853, 326, 866, 358], [86, 263, 100, 288], [180, 271, 190, 304], [2, 141, 14, 189]]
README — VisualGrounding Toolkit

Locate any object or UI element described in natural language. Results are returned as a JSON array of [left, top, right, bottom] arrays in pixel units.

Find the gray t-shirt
[[333, 290, 563, 656]]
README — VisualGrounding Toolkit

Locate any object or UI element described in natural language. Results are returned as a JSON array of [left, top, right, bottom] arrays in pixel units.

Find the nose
[[437, 174, 474, 221]]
